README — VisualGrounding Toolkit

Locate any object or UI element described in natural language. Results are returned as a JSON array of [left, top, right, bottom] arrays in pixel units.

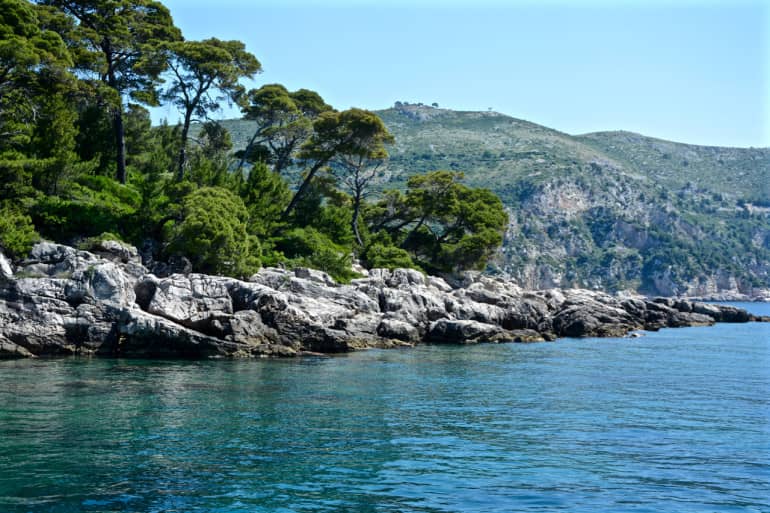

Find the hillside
[[576, 131, 770, 203], [214, 104, 770, 297]]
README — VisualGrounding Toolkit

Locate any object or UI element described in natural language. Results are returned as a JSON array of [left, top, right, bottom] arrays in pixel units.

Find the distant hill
[[576, 130, 769, 203], [212, 104, 770, 297]]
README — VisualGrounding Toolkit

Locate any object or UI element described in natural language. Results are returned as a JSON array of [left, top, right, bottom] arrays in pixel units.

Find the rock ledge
[[1, 242, 765, 359]]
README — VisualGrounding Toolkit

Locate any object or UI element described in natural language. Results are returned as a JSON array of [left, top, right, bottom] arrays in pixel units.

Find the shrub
[[0, 204, 38, 258], [165, 186, 260, 278], [363, 243, 416, 270], [275, 226, 357, 283], [32, 196, 135, 242]]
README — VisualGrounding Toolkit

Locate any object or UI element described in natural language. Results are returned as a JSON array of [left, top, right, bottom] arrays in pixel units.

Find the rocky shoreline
[[0, 241, 766, 360], [677, 293, 770, 303]]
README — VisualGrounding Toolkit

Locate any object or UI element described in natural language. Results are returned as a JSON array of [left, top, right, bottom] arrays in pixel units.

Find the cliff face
[[216, 108, 770, 298], [498, 176, 770, 300], [0, 241, 764, 360], [376, 106, 770, 298]]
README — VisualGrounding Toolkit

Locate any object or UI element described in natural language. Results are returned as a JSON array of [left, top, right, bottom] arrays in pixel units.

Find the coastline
[[678, 294, 770, 303], [1, 240, 767, 360]]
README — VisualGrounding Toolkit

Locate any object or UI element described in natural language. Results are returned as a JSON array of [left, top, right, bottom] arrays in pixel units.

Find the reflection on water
[[0, 303, 768, 512]]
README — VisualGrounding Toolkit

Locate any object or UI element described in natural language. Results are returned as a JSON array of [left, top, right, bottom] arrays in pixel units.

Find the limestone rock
[[91, 239, 142, 265], [0, 245, 764, 359], [377, 318, 420, 342], [294, 267, 337, 287], [0, 335, 34, 359], [427, 319, 543, 344], [0, 251, 12, 279], [145, 274, 235, 329]]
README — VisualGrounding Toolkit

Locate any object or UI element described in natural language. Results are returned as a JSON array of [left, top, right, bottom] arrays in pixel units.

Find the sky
[[152, 0, 769, 148]]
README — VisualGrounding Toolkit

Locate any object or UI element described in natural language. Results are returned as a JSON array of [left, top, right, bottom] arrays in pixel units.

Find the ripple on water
[[0, 306, 769, 513]]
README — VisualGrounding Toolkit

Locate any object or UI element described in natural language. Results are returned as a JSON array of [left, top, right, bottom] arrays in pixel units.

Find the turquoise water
[[1, 303, 768, 513]]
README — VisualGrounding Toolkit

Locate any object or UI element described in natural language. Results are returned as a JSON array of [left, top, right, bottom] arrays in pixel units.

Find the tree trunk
[[281, 157, 330, 220], [176, 109, 193, 181], [274, 146, 293, 176], [113, 108, 127, 184], [351, 190, 364, 247], [237, 131, 260, 171], [106, 50, 127, 185]]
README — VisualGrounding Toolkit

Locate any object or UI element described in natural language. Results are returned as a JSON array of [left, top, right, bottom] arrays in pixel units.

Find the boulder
[[377, 318, 421, 342], [386, 268, 426, 288], [65, 261, 137, 307], [427, 319, 544, 344], [0, 335, 34, 359], [144, 274, 235, 329], [427, 276, 453, 293], [427, 319, 506, 343], [294, 267, 337, 287], [690, 301, 753, 323], [117, 308, 247, 358], [91, 239, 142, 265], [0, 287, 76, 355], [552, 291, 642, 337]]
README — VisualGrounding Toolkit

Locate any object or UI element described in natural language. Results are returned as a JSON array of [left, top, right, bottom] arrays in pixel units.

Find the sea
[[1, 302, 768, 513]]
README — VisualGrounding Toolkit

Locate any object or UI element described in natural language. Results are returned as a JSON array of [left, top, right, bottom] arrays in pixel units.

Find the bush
[[32, 196, 136, 242], [368, 171, 508, 274], [363, 243, 416, 270], [275, 226, 357, 283], [165, 186, 260, 278], [238, 161, 291, 237], [76, 232, 124, 251], [73, 174, 141, 208], [0, 204, 38, 259]]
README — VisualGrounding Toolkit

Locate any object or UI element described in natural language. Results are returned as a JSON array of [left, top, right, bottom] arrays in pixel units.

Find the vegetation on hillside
[[378, 104, 770, 294], [0, 1, 507, 281], [211, 103, 770, 295]]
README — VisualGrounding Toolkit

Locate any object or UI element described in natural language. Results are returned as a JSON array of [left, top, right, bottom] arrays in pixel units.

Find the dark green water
[[1, 303, 768, 513]]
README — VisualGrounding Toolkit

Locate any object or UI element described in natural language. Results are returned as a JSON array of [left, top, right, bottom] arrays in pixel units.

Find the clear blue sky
[[152, 0, 769, 148]]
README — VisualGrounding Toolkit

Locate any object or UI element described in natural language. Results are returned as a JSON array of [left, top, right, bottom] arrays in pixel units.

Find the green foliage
[[28, 93, 79, 193], [0, 3, 519, 285], [76, 231, 124, 251], [123, 104, 156, 164], [198, 121, 233, 158], [43, 0, 181, 99], [75, 105, 116, 174], [327, 109, 394, 246], [0, 157, 41, 202], [286, 174, 356, 249], [43, 0, 182, 182], [370, 171, 508, 273], [165, 187, 259, 278], [237, 162, 291, 237], [274, 227, 356, 283], [0, 1, 73, 159], [162, 38, 261, 179], [285, 108, 393, 220], [0, 203, 38, 258], [240, 84, 331, 174], [31, 171, 142, 241], [362, 243, 416, 270], [184, 149, 234, 189], [33, 195, 134, 242], [72, 174, 141, 208]]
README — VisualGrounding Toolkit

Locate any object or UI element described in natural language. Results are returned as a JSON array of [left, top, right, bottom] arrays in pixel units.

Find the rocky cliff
[[1, 241, 765, 360]]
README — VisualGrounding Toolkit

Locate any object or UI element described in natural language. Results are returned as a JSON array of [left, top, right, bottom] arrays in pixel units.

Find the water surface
[[1, 303, 768, 512]]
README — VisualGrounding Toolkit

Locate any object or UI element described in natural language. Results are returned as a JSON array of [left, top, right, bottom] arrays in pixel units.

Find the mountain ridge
[[577, 129, 767, 149], [211, 104, 770, 298]]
